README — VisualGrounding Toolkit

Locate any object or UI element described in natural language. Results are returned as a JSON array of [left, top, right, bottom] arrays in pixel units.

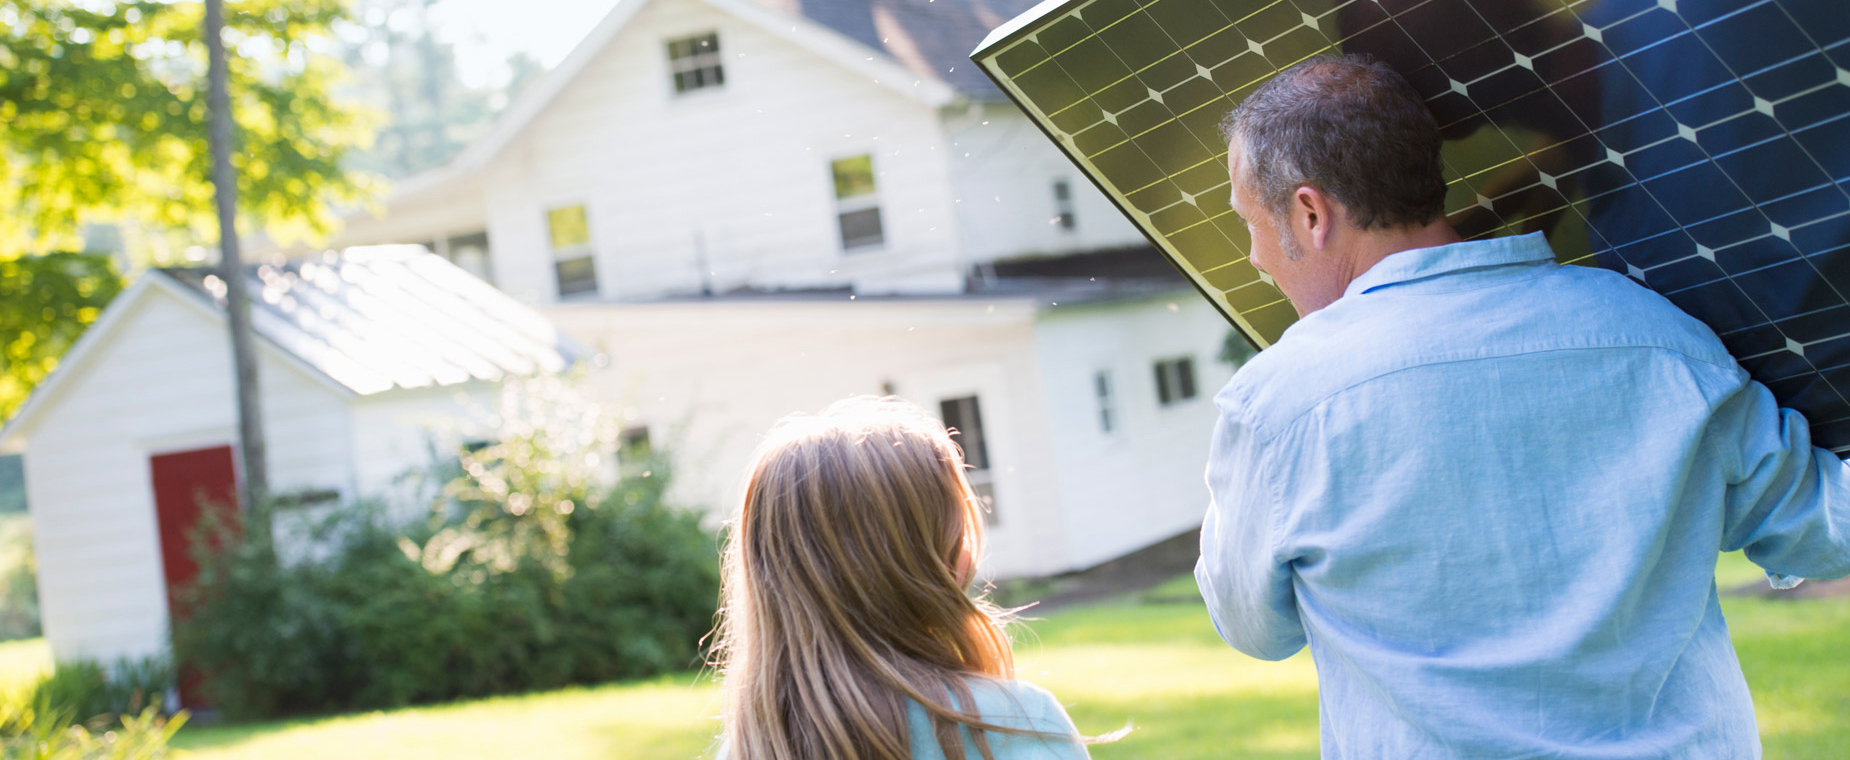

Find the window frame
[[829, 153, 886, 252], [1052, 179, 1077, 231], [1153, 356, 1198, 407], [443, 230, 494, 284], [666, 31, 725, 96], [545, 203, 599, 299], [939, 395, 997, 525], [1093, 369, 1116, 434]]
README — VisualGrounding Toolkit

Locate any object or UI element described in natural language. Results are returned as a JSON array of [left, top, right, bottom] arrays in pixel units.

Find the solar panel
[[973, 0, 1850, 457]]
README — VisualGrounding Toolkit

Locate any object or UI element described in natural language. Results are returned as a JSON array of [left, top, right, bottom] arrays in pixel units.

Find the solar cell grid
[[973, 0, 1850, 455]]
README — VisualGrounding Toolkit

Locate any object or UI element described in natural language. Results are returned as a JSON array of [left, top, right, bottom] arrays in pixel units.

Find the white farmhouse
[[0, 248, 574, 667], [329, 0, 1243, 578]]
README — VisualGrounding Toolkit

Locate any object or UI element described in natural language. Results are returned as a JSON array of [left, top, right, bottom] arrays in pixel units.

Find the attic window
[[667, 32, 724, 94]]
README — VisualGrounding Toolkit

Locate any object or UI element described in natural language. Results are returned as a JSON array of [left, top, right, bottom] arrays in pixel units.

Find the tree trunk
[[204, 0, 269, 524]]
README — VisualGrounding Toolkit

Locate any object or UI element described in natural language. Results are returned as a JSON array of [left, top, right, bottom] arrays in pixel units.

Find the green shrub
[[16, 658, 173, 730], [0, 704, 184, 759], [174, 375, 721, 719]]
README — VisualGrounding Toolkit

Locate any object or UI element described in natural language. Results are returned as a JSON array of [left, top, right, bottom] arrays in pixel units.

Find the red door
[[149, 444, 239, 709]]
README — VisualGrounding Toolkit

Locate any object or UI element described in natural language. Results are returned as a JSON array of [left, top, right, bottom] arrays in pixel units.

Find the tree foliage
[[336, 0, 497, 179], [0, 0, 378, 257], [0, 252, 123, 420], [0, 1, 376, 424]]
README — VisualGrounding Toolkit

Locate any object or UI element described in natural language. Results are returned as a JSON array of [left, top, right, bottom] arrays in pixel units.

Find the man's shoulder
[[1220, 259, 1739, 435]]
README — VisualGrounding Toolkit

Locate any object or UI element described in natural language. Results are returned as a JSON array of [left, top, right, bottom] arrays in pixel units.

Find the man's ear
[[1293, 186, 1336, 250]]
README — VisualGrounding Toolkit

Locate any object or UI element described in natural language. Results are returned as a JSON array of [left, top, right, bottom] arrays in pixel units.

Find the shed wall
[[20, 288, 353, 664]]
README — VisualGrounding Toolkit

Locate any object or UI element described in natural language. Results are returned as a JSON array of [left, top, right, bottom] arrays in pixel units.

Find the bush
[[13, 659, 172, 730], [174, 375, 721, 719], [0, 704, 184, 759]]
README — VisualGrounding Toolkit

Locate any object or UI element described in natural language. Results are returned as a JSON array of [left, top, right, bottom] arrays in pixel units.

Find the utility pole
[[205, 0, 269, 520]]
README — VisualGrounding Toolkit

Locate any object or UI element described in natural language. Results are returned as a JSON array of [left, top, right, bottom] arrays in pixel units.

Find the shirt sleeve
[[1195, 403, 1306, 661], [1713, 374, 1850, 581]]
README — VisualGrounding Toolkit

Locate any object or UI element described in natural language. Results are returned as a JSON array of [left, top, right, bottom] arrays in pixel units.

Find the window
[[667, 32, 724, 94], [546, 204, 597, 297], [445, 230, 493, 284], [619, 426, 652, 457], [831, 154, 884, 250], [1154, 357, 1197, 406], [1052, 180, 1077, 230], [939, 396, 997, 524], [617, 426, 652, 477], [1094, 370, 1115, 433]]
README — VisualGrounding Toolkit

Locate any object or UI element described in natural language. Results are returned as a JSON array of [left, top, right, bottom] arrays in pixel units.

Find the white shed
[[0, 247, 574, 668]]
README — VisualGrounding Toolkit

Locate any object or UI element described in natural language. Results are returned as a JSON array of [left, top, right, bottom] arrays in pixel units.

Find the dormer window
[[667, 32, 724, 94]]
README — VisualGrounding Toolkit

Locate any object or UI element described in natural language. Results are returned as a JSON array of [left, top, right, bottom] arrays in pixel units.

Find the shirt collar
[[1343, 231, 1556, 298]]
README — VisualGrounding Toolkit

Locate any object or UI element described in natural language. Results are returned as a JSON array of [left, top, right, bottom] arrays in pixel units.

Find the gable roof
[[0, 248, 575, 448], [161, 247, 576, 395], [391, 0, 996, 201], [747, 0, 1043, 99]]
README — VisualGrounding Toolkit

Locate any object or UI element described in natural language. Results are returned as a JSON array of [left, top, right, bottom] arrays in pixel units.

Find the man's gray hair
[[1221, 54, 1447, 230]]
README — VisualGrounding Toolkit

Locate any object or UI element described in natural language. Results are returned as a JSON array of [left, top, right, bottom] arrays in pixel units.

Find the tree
[[0, 0, 377, 257], [0, 0, 376, 425], [0, 252, 123, 420], [334, 0, 498, 179]]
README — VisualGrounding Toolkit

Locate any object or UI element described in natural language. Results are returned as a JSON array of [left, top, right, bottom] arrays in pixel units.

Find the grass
[[0, 637, 51, 701], [29, 554, 1835, 759]]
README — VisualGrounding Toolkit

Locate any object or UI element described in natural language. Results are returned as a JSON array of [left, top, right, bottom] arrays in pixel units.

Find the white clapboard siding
[[20, 286, 354, 665], [346, 384, 498, 518], [1031, 292, 1235, 570], [333, 179, 487, 253], [945, 106, 1149, 264], [543, 296, 1074, 578], [473, 0, 964, 304]]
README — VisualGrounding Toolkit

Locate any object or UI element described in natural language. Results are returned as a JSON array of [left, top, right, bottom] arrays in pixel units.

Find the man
[[1195, 54, 1850, 758]]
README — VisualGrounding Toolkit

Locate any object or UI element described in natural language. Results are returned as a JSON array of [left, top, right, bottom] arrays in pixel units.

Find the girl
[[713, 397, 1096, 760]]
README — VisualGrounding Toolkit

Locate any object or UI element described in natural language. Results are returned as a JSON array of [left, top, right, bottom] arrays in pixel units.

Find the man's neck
[[1337, 219, 1462, 293]]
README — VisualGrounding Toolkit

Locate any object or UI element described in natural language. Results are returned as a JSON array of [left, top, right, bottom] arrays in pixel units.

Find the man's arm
[[1195, 406, 1305, 660], [1714, 374, 1850, 581]]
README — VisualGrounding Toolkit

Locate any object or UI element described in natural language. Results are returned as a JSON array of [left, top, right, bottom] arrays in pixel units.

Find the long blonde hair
[[714, 397, 1027, 760]]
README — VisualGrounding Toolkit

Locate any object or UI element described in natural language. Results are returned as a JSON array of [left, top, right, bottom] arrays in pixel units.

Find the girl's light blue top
[[1196, 232, 1850, 759], [906, 678, 1088, 760], [715, 678, 1089, 759]]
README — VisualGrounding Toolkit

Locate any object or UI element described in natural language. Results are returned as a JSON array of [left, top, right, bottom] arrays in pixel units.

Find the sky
[[428, 0, 622, 88]]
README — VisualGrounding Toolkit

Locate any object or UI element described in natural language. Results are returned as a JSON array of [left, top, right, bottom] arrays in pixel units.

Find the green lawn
[[0, 637, 51, 701], [164, 553, 1850, 759]]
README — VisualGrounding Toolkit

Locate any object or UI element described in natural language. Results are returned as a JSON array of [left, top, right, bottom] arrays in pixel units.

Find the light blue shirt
[[1195, 232, 1850, 759], [906, 678, 1088, 760], [716, 678, 1087, 759]]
